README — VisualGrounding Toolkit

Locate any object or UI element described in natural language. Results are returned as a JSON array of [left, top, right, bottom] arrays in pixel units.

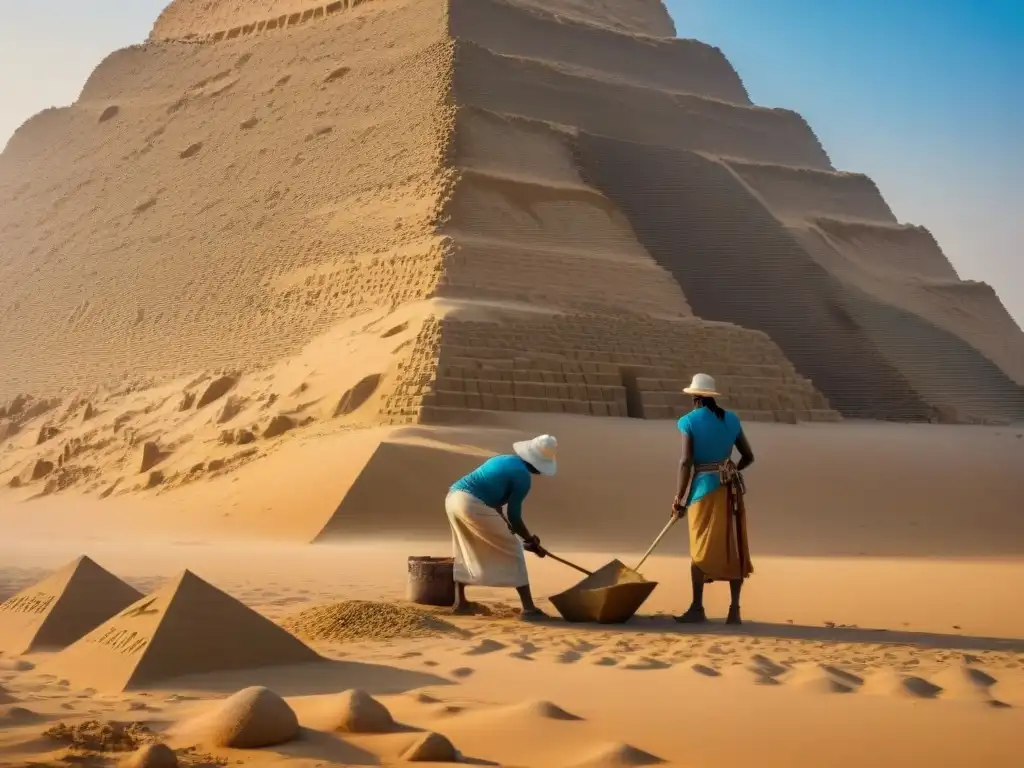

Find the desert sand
[[2, 0, 1024, 766]]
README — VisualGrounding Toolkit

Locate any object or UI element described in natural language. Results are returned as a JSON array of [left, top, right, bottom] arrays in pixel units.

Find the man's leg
[[452, 582, 474, 614], [726, 579, 743, 625], [516, 584, 548, 618], [675, 562, 708, 623]]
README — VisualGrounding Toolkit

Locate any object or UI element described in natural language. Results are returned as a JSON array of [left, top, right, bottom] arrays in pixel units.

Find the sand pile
[[326, 689, 396, 733], [39, 570, 321, 691], [120, 743, 178, 768], [280, 600, 462, 643], [402, 731, 459, 762], [173, 686, 299, 749], [43, 720, 154, 752], [0, 555, 143, 655]]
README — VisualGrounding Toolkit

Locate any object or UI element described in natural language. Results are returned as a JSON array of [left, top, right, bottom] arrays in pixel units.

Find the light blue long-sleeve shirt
[[450, 455, 533, 525]]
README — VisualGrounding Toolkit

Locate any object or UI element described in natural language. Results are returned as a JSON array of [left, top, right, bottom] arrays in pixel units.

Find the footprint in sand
[[464, 638, 506, 656], [450, 667, 475, 679], [622, 656, 671, 671], [678, 657, 721, 677]]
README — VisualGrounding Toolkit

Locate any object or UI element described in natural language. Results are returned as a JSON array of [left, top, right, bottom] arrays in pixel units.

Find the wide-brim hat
[[683, 373, 720, 398], [513, 434, 557, 476]]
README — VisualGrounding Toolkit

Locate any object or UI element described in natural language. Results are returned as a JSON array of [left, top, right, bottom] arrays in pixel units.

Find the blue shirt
[[450, 455, 533, 525], [678, 407, 742, 504]]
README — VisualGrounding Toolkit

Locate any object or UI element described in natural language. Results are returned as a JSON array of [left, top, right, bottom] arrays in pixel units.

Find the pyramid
[[0, 555, 143, 655], [0, 0, 1021, 425], [38, 570, 321, 691]]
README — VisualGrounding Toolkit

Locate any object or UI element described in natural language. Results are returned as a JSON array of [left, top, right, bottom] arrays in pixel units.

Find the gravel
[[280, 600, 464, 643]]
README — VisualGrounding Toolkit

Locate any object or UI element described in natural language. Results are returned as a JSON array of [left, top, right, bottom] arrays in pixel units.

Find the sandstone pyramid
[[1, 0, 1021, 425], [0, 555, 142, 655], [39, 570, 321, 691]]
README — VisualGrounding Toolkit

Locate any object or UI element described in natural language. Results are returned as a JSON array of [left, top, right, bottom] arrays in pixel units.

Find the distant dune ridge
[[1, 0, 1022, 482]]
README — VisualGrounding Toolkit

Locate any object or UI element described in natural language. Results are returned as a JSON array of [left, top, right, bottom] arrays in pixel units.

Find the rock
[[35, 424, 61, 445], [77, 402, 96, 423], [262, 414, 295, 439], [137, 442, 163, 473], [329, 689, 395, 733], [402, 731, 458, 762], [197, 376, 238, 408], [18, 458, 54, 484], [200, 686, 298, 749], [333, 374, 383, 417], [120, 743, 178, 768], [0, 419, 17, 442], [216, 395, 247, 424]]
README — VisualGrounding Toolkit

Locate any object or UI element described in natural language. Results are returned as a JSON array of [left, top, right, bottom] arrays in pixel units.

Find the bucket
[[407, 556, 456, 608], [548, 559, 657, 624]]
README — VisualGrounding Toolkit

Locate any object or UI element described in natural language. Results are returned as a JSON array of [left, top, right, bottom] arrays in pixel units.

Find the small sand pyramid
[[0, 555, 142, 655], [566, 742, 666, 768], [39, 570, 321, 691]]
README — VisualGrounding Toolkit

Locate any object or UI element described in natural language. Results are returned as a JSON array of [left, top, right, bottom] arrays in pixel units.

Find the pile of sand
[[327, 689, 396, 733], [43, 720, 154, 752], [173, 686, 299, 749], [120, 743, 178, 768], [280, 600, 462, 643]]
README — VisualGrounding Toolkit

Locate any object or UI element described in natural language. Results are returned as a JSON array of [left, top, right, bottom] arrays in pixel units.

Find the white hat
[[683, 373, 720, 398], [513, 434, 558, 476]]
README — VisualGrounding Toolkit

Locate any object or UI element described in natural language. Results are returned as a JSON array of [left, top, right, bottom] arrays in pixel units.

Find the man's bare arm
[[735, 429, 754, 472]]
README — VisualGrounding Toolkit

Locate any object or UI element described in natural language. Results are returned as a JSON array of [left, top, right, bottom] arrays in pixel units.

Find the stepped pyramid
[[0, 555, 143, 655], [1, 0, 1021, 424], [39, 569, 321, 691]]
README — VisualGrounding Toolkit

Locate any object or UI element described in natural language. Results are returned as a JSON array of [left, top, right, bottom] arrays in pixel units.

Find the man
[[445, 434, 557, 620]]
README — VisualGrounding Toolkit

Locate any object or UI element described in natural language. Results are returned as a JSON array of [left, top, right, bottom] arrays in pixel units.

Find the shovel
[[633, 517, 677, 573], [541, 549, 593, 576]]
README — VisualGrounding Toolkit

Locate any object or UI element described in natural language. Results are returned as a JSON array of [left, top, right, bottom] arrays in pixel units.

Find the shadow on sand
[[140, 659, 453, 697], [564, 615, 1024, 654]]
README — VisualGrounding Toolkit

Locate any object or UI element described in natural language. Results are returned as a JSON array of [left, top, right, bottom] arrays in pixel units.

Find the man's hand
[[523, 534, 546, 557], [670, 498, 687, 520]]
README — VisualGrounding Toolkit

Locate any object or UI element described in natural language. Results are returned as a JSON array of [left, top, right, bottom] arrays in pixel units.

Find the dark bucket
[[407, 556, 455, 608]]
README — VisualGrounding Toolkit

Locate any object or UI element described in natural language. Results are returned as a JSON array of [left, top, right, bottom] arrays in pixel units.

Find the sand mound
[[860, 669, 942, 699], [43, 720, 153, 752], [505, 699, 583, 721], [0, 705, 42, 725], [931, 664, 1007, 705], [402, 731, 459, 762], [325, 689, 396, 733], [280, 600, 462, 643], [0, 684, 17, 704], [779, 663, 860, 694], [39, 570, 321, 691], [119, 743, 178, 768], [178, 686, 299, 748], [0, 555, 143, 654], [566, 742, 666, 768]]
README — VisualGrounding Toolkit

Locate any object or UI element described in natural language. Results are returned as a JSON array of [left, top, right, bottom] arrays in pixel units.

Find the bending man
[[446, 434, 557, 621]]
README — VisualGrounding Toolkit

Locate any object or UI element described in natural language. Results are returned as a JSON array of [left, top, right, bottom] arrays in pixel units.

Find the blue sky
[[1, 1, 1021, 323]]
